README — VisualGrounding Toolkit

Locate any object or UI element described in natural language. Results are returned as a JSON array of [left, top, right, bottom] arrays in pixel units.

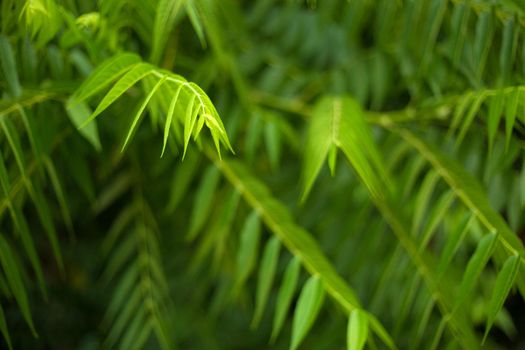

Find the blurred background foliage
[[1, 0, 525, 349]]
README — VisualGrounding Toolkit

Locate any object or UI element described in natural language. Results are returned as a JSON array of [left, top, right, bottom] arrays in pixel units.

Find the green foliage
[[1, 0, 525, 349]]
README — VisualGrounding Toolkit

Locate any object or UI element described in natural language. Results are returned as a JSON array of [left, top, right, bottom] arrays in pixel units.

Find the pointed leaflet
[[392, 127, 525, 264], [264, 118, 281, 171], [151, 0, 185, 64], [0, 236, 36, 336], [291, 275, 325, 350], [186, 0, 207, 47], [499, 18, 517, 85], [65, 98, 101, 151], [473, 11, 492, 79], [412, 170, 439, 234], [252, 236, 281, 327], [487, 91, 504, 152], [454, 232, 498, 311], [43, 157, 73, 234], [271, 256, 301, 342], [73, 53, 141, 102], [188, 82, 233, 154], [0, 35, 22, 98], [504, 88, 519, 150], [0, 304, 12, 350], [437, 214, 472, 275], [456, 92, 487, 146], [161, 84, 183, 157], [484, 255, 520, 341], [187, 166, 221, 240], [183, 94, 197, 159], [209, 156, 399, 344], [302, 96, 388, 201], [347, 309, 368, 350], [83, 63, 155, 127], [0, 154, 46, 295], [122, 76, 167, 151], [234, 211, 261, 290]]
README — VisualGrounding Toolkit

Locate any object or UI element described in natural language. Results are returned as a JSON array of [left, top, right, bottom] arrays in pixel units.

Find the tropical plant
[[1, 0, 525, 349]]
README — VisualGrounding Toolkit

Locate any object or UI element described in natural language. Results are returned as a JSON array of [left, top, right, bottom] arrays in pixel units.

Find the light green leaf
[[291, 275, 325, 350], [122, 76, 167, 150], [183, 94, 197, 159], [161, 84, 183, 157], [347, 309, 368, 350], [271, 256, 301, 342], [84, 63, 155, 127], [187, 165, 221, 240], [65, 98, 101, 151], [302, 96, 388, 201], [253, 236, 281, 327], [234, 211, 261, 290], [73, 53, 141, 102], [483, 255, 520, 342], [454, 232, 498, 310], [186, 0, 207, 47]]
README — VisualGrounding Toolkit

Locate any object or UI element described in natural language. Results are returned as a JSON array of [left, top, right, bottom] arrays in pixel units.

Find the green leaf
[[65, 98, 101, 151], [0, 304, 12, 350], [234, 211, 261, 290], [165, 151, 200, 213], [183, 94, 197, 159], [302, 96, 388, 201], [1, 118, 27, 180], [499, 18, 517, 85], [122, 76, 167, 150], [504, 88, 519, 150], [412, 170, 439, 235], [456, 92, 487, 146], [347, 309, 368, 350], [151, 0, 185, 64], [43, 157, 74, 234], [84, 63, 155, 126], [393, 127, 525, 264], [271, 256, 301, 342], [252, 236, 281, 327], [473, 11, 492, 79], [264, 118, 281, 171], [209, 154, 394, 345], [487, 91, 504, 152], [186, 0, 207, 47], [73, 53, 141, 102], [161, 84, 183, 157], [187, 165, 221, 240], [437, 214, 472, 275], [0, 236, 36, 336], [483, 255, 520, 342], [291, 275, 325, 350], [454, 232, 498, 310], [0, 35, 22, 98]]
